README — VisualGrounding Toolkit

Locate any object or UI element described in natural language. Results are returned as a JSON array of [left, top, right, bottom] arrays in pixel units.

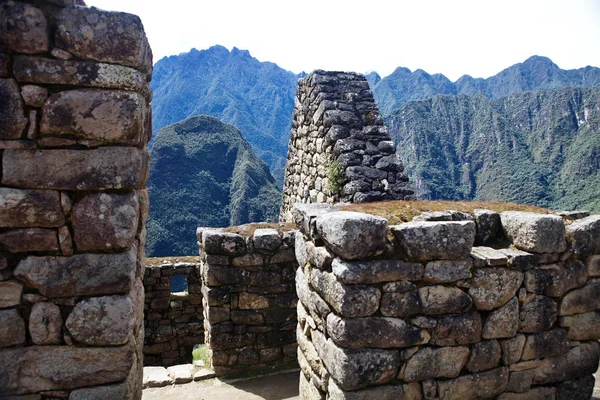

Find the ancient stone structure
[[0, 1, 152, 398], [198, 227, 299, 376], [293, 204, 600, 399], [143, 262, 204, 367], [279, 71, 413, 222]]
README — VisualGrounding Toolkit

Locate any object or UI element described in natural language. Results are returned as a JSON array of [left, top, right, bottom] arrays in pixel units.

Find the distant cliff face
[[150, 45, 300, 184], [386, 87, 600, 212], [146, 115, 281, 257]]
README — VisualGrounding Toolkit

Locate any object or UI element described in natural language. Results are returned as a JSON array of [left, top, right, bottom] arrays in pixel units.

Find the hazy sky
[[85, 0, 600, 81]]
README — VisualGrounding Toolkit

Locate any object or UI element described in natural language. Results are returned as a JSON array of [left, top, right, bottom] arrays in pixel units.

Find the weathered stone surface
[[559, 310, 600, 340], [332, 258, 422, 284], [483, 296, 519, 339], [412, 210, 473, 222], [0, 188, 64, 228], [403, 346, 469, 381], [71, 192, 139, 251], [66, 295, 134, 345], [519, 295, 557, 333], [419, 285, 472, 315], [166, 364, 193, 384], [525, 260, 587, 297], [312, 329, 400, 391], [380, 290, 421, 317], [497, 248, 537, 270], [40, 90, 148, 146], [296, 268, 331, 330], [589, 255, 600, 277], [203, 231, 246, 257], [2, 147, 149, 190], [0, 280, 23, 308], [305, 241, 334, 270], [470, 246, 508, 266], [474, 209, 501, 245], [0, 2, 48, 54], [533, 342, 600, 384], [565, 215, 600, 257], [209, 332, 255, 350], [466, 340, 501, 373], [0, 79, 28, 140], [58, 225, 73, 256], [14, 247, 136, 297], [559, 279, 600, 315], [29, 302, 62, 345], [238, 292, 269, 310], [522, 328, 570, 361], [501, 211, 566, 253], [430, 312, 482, 346], [328, 377, 421, 400], [69, 382, 129, 400], [437, 367, 509, 400], [0, 228, 59, 253], [316, 212, 387, 260], [299, 372, 323, 400], [310, 268, 380, 318], [295, 234, 309, 268], [497, 387, 556, 400], [468, 268, 523, 310], [0, 53, 7, 77], [327, 314, 428, 349], [13, 56, 149, 97], [391, 220, 475, 261], [0, 345, 133, 395], [20, 85, 47, 107], [556, 375, 595, 400], [500, 334, 526, 365], [56, 6, 152, 75], [0, 308, 26, 347], [423, 259, 472, 283], [252, 228, 282, 251]]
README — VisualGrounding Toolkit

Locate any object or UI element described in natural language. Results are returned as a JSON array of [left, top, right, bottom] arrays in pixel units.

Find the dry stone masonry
[[0, 1, 152, 398], [293, 204, 600, 399], [197, 227, 299, 376], [143, 262, 204, 367], [279, 71, 413, 222]]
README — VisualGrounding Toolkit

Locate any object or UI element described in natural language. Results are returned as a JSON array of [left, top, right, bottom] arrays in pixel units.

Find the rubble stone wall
[[0, 1, 152, 398], [293, 203, 600, 400], [198, 227, 299, 376], [279, 71, 414, 223], [143, 262, 204, 367]]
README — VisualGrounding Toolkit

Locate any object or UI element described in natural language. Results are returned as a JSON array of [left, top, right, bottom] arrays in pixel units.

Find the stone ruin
[[279, 71, 414, 222], [0, 1, 151, 398]]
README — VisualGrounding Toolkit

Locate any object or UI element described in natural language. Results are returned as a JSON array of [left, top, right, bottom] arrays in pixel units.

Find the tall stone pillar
[[0, 1, 152, 398]]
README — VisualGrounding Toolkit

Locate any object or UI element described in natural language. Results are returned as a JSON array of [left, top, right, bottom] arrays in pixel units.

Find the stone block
[[470, 246, 508, 266], [500, 334, 526, 365], [403, 346, 469, 381], [203, 230, 246, 256], [253, 228, 282, 251], [0, 308, 26, 347], [0, 228, 59, 253], [327, 314, 428, 349], [14, 247, 136, 297], [467, 267, 523, 310], [0, 188, 64, 228], [497, 247, 537, 270], [2, 147, 149, 190], [21, 85, 48, 107], [474, 209, 501, 245], [328, 378, 422, 400], [423, 259, 472, 283], [238, 292, 269, 310], [556, 375, 595, 399], [69, 382, 129, 400], [501, 211, 566, 253], [310, 268, 380, 318], [29, 302, 62, 345], [419, 285, 472, 315], [142, 366, 172, 388], [558, 279, 600, 315], [166, 364, 193, 384], [533, 341, 600, 385], [0, 79, 28, 139], [391, 220, 475, 261], [332, 258, 422, 284], [524, 261, 587, 297], [483, 296, 519, 339], [299, 372, 324, 400], [559, 310, 600, 340], [210, 332, 255, 350], [565, 215, 600, 257], [40, 90, 148, 146], [0, 280, 23, 308], [430, 311, 482, 346], [0, 2, 48, 54], [466, 340, 501, 373], [498, 387, 556, 400], [306, 242, 334, 270], [315, 211, 388, 260], [0, 345, 133, 395], [71, 192, 139, 251], [436, 367, 509, 400], [522, 328, 570, 361], [588, 254, 600, 276], [519, 295, 557, 333], [380, 290, 421, 318]]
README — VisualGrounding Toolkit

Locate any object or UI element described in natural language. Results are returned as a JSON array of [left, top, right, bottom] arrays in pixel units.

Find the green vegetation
[[326, 159, 345, 195], [192, 344, 211, 366], [146, 115, 281, 257]]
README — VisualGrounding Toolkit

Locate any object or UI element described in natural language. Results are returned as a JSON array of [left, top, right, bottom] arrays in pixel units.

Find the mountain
[[372, 56, 600, 115], [150, 45, 300, 184], [146, 115, 281, 257], [386, 87, 600, 212]]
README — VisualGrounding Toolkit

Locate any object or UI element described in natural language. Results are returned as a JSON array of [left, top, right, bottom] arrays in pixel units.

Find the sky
[[85, 0, 600, 81]]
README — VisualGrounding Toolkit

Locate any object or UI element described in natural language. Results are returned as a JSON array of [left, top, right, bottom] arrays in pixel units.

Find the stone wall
[[279, 71, 413, 222], [293, 204, 600, 399], [0, 1, 151, 398], [198, 227, 299, 376], [143, 262, 204, 367]]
